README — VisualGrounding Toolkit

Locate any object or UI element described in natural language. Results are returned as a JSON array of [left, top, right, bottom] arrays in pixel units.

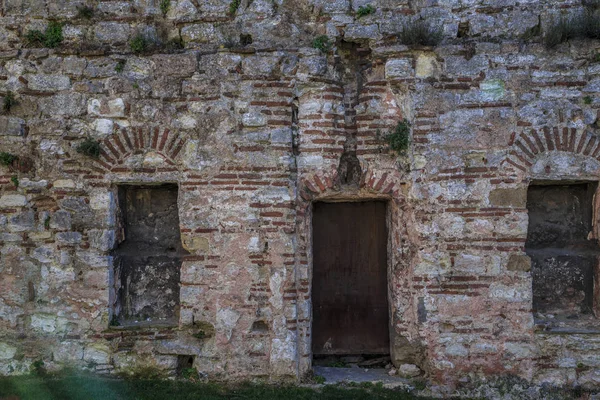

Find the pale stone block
[[84, 343, 111, 365], [94, 118, 114, 135], [416, 52, 440, 78], [53, 179, 76, 188], [0, 194, 27, 207], [88, 98, 126, 118], [182, 235, 209, 252], [242, 112, 267, 127], [385, 58, 414, 79], [0, 343, 17, 360], [27, 74, 70, 91]]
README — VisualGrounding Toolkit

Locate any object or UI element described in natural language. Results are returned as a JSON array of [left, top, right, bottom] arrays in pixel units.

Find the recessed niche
[[111, 184, 187, 327], [526, 182, 599, 325]]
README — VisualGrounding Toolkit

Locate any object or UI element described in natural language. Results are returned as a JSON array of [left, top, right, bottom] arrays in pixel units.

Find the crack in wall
[[334, 41, 372, 187]]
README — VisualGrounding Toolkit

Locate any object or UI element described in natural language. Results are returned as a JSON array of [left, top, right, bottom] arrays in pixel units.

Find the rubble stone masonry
[[2, 0, 600, 390]]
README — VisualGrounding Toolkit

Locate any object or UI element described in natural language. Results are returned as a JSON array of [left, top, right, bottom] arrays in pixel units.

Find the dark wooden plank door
[[312, 201, 390, 355]]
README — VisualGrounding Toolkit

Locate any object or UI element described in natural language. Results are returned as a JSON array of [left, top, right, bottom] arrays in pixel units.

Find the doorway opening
[[311, 201, 390, 367]]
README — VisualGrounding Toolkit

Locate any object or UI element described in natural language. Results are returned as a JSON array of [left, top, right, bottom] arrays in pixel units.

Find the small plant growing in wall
[[584, 95, 593, 104], [10, 176, 19, 188], [109, 314, 120, 327], [160, 0, 170, 17], [30, 360, 46, 376], [76, 137, 101, 159], [180, 367, 198, 381], [24, 29, 45, 47], [25, 21, 63, 48], [312, 35, 332, 53], [115, 59, 126, 73], [0, 152, 17, 167], [2, 91, 17, 114], [229, 0, 241, 16], [356, 4, 375, 18], [77, 5, 95, 19], [130, 34, 149, 54], [192, 331, 206, 339], [379, 119, 411, 153], [44, 21, 64, 48], [398, 19, 443, 47]]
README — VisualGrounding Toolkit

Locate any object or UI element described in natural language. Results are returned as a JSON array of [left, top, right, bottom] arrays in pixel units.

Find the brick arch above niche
[[94, 126, 188, 173], [502, 127, 600, 178]]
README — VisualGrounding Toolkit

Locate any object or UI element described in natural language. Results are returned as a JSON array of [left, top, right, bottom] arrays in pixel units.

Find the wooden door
[[312, 201, 390, 355]]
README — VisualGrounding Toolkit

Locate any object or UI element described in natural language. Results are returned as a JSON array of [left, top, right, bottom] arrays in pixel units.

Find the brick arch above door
[[297, 166, 407, 206]]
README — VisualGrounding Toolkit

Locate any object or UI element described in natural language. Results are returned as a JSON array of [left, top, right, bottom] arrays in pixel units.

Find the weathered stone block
[[242, 112, 267, 127], [504, 342, 533, 359], [8, 211, 35, 232], [182, 235, 209, 252], [507, 254, 531, 272], [30, 314, 68, 334], [343, 24, 380, 41], [415, 52, 439, 78], [385, 58, 414, 79], [444, 55, 488, 78], [151, 54, 197, 77], [39, 93, 86, 116], [0, 116, 25, 136], [88, 229, 115, 252], [53, 179, 76, 189], [27, 74, 71, 92], [181, 24, 219, 44], [322, 0, 349, 13], [88, 98, 126, 118], [53, 341, 84, 363], [0, 195, 27, 207], [49, 210, 72, 231], [398, 363, 421, 378], [62, 56, 87, 77], [97, 2, 132, 16], [297, 56, 327, 76], [94, 22, 130, 44], [32, 246, 54, 263], [0, 343, 17, 360], [83, 343, 111, 365], [56, 231, 83, 244], [489, 187, 527, 208], [94, 119, 114, 135], [5, 0, 47, 16], [171, 0, 198, 18], [18, 179, 47, 190], [242, 55, 280, 76]]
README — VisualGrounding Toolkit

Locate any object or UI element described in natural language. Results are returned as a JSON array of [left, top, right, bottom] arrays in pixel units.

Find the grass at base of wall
[[0, 373, 429, 400]]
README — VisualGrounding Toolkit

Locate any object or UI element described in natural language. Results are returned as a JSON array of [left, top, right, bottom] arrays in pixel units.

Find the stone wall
[[2, 0, 600, 390]]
